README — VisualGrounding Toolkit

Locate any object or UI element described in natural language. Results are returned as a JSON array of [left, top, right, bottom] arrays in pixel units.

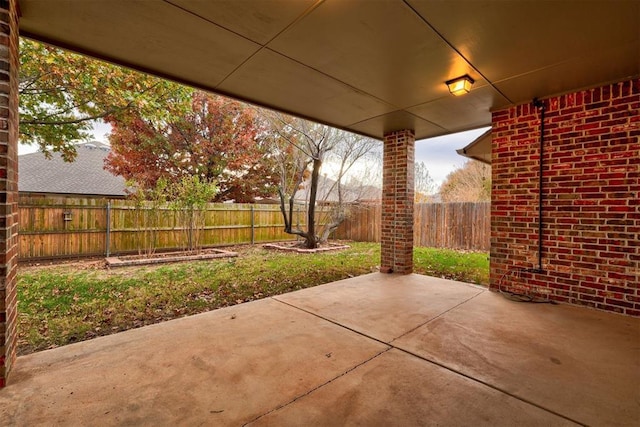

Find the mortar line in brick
[[491, 78, 639, 315]]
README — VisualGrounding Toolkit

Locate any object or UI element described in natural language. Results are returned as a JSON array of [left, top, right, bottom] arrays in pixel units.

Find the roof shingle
[[19, 142, 127, 197]]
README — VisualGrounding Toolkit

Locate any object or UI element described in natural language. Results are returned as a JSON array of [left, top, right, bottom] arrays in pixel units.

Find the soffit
[[407, 0, 640, 105], [457, 130, 492, 165], [19, 0, 640, 141]]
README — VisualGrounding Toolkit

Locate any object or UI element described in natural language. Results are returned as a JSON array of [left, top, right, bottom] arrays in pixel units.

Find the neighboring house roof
[[456, 130, 491, 165], [19, 142, 127, 197]]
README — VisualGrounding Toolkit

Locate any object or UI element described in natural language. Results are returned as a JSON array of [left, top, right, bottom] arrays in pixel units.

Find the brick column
[[381, 129, 415, 274], [0, 0, 19, 388]]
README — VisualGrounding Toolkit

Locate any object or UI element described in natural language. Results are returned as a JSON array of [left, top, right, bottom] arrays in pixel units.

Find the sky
[[415, 127, 490, 188], [19, 122, 490, 190]]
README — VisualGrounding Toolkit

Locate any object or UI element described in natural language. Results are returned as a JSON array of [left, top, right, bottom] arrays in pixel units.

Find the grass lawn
[[17, 242, 489, 355]]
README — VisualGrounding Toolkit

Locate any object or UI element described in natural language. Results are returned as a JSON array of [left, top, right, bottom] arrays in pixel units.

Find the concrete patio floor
[[1, 273, 638, 426]]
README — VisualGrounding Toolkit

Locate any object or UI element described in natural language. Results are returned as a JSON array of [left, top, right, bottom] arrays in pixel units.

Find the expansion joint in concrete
[[388, 289, 485, 345], [271, 295, 586, 427], [244, 346, 391, 426]]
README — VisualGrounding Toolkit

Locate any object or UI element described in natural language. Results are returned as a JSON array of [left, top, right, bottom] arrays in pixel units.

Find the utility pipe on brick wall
[[533, 98, 546, 273]]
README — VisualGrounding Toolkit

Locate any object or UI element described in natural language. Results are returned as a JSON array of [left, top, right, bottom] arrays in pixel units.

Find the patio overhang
[[456, 129, 491, 164], [18, 0, 640, 141]]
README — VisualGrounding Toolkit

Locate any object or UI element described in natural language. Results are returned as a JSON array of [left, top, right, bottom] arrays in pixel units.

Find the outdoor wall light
[[446, 75, 474, 96], [63, 211, 73, 221]]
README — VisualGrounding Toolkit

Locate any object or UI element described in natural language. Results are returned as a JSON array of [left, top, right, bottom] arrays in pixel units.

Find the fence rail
[[18, 195, 490, 261], [18, 195, 305, 260], [334, 202, 490, 251]]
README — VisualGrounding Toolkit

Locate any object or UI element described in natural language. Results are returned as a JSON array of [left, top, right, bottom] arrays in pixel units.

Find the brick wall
[[381, 129, 415, 274], [491, 78, 639, 316], [0, 0, 19, 387]]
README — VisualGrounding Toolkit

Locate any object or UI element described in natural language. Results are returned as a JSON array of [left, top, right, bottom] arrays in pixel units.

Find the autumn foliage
[[439, 160, 491, 202], [19, 38, 190, 161], [105, 92, 279, 203]]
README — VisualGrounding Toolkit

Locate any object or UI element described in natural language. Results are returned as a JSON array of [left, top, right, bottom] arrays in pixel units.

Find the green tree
[[19, 38, 191, 161], [128, 178, 170, 256], [167, 176, 218, 252]]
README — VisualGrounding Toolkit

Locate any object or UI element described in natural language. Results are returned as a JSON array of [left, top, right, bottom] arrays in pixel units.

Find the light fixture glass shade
[[446, 75, 474, 96]]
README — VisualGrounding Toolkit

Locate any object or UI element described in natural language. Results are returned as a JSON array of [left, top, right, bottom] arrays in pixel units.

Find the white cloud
[[416, 127, 490, 188], [19, 121, 112, 156], [91, 121, 112, 143]]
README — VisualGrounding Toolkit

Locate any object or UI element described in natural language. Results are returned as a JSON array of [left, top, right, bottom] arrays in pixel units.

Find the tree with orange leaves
[[105, 92, 279, 203]]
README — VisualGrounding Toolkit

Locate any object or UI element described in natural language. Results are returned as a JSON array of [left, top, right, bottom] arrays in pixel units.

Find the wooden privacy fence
[[19, 195, 308, 260], [334, 202, 490, 251], [18, 195, 490, 261]]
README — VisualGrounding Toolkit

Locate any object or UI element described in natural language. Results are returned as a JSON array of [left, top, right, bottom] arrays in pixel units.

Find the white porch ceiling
[[19, 0, 640, 140]]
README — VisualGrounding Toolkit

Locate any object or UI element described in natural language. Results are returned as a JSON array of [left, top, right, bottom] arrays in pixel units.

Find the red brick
[[491, 78, 639, 317], [381, 130, 414, 274], [0, 0, 18, 388]]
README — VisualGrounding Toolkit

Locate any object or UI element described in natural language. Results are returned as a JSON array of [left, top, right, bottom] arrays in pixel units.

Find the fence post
[[250, 205, 255, 245], [106, 200, 111, 257]]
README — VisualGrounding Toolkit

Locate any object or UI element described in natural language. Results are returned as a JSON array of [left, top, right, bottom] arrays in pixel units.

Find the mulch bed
[[263, 241, 350, 254], [105, 248, 238, 268]]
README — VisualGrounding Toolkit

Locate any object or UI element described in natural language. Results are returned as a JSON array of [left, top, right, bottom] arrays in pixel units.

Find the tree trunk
[[304, 157, 322, 248], [277, 185, 312, 244], [319, 168, 347, 244], [319, 205, 347, 244], [278, 187, 291, 232], [276, 156, 322, 249]]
